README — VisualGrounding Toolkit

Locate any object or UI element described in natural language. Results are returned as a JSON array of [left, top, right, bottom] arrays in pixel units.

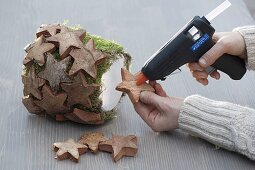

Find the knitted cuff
[[178, 95, 242, 151], [178, 96, 255, 160], [233, 26, 255, 70]]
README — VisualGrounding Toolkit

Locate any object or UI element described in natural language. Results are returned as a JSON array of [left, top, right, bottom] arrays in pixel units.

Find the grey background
[[0, 0, 255, 169], [244, 0, 255, 18]]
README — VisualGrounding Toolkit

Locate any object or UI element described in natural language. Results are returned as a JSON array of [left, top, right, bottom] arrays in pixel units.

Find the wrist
[[233, 31, 247, 59], [169, 97, 184, 129], [233, 26, 255, 70]]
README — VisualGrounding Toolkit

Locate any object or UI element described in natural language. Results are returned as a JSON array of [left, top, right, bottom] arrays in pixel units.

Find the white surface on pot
[[100, 57, 124, 111]]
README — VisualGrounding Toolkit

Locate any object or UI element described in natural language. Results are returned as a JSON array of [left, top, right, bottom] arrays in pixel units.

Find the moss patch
[[33, 62, 44, 74], [52, 50, 60, 60], [101, 111, 117, 121], [83, 34, 124, 55]]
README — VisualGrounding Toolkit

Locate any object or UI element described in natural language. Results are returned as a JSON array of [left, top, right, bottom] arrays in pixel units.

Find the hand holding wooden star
[[116, 68, 155, 103]]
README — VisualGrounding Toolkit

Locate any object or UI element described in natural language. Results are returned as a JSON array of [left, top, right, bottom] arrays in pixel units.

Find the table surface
[[1, 0, 255, 169]]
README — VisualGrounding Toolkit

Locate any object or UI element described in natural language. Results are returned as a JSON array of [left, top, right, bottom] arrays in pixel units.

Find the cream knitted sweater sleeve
[[178, 26, 255, 160]]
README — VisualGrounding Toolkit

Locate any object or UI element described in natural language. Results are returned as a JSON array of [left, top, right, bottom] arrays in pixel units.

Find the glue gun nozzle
[[135, 72, 148, 85]]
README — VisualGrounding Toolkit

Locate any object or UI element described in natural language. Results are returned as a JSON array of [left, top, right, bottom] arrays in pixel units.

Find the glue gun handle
[[212, 54, 246, 80]]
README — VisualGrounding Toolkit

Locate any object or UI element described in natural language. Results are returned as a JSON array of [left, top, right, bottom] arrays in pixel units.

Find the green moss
[[123, 53, 132, 70], [83, 34, 124, 55], [73, 102, 102, 114], [22, 65, 29, 76], [68, 24, 83, 31], [67, 23, 124, 55], [89, 88, 103, 112], [52, 50, 60, 60], [63, 19, 69, 26], [101, 111, 116, 121], [33, 62, 44, 74], [84, 74, 96, 84], [83, 58, 112, 85], [72, 103, 116, 123]]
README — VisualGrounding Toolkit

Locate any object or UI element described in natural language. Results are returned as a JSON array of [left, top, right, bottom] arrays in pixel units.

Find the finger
[[134, 102, 156, 127], [210, 70, 220, 80], [188, 63, 204, 71], [134, 102, 159, 128], [197, 78, 208, 86], [149, 81, 156, 87], [139, 108, 160, 130], [212, 32, 224, 42], [199, 41, 226, 67], [192, 71, 208, 79], [154, 83, 167, 97], [140, 91, 163, 108], [134, 101, 154, 115]]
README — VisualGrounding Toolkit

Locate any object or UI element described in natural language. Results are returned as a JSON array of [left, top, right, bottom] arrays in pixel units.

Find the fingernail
[[211, 74, 216, 79], [211, 74, 219, 80], [198, 79, 206, 86], [199, 58, 207, 67], [215, 74, 220, 80]]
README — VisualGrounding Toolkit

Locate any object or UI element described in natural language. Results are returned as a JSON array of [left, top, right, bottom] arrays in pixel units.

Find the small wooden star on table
[[61, 72, 99, 108], [22, 67, 45, 100], [38, 53, 72, 91], [116, 68, 155, 103], [34, 85, 69, 116], [79, 132, 108, 153], [99, 135, 138, 162], [23, 35, 55, 66], [36, 23, 63, 38], [53, 138, 88, 163], [46, 27, 86, 59]]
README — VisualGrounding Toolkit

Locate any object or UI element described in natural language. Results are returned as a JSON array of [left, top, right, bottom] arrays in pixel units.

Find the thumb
[[140, 91, 163, 107], [199, 41, 225, 67]]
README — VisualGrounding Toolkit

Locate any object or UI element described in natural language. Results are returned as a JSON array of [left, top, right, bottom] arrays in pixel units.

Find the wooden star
[[22, 67, 45, 100], [69, 39, 106, 78], [99, 135, 138, 162], [38, 53, 72, 91], [85, 39, 107, 64], [22, 95, 44, 114], [36, 23, 63, 38], [34, 85, 69, 116], [61, 72, 99, 107], [64, 108, 104, 125], [46, 27, 86, 59], [23, 35, 55, 66], [79, 132, 108, 153], [24, 41, 35, 53], [68, 47, 97, 78], [116, 68, 155, 103], [53, 138, 88, 163]]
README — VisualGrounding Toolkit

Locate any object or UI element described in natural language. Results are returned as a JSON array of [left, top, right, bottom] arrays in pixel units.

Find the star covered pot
[[21, 23, 131, 125]]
